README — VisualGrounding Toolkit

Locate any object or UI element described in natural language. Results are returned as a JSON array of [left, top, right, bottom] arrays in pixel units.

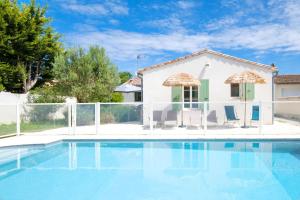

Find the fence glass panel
[[267, 101, 300, 135], [206, 102, 260, 135], [0, 104, 17, 137], [100, 103, 143, 134], [21, 104, 69, 135], [76, 103, 96, 135], [151, 102, 204, 131]]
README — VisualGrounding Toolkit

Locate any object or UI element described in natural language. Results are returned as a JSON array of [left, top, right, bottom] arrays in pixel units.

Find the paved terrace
[[0, 118, 300, 148]]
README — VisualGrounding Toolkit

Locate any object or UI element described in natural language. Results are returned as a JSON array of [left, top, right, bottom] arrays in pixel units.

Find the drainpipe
[[137, 72, 144, 125], [137, 73, 143, 102], [271, 63, 279, 124]]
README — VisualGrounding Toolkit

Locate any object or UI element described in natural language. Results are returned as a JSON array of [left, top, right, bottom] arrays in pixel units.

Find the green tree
[[0, 0, 61, 93], [111, 92, 124, 102], [119, 71, 133, 84], [51, 46, 120, 103]]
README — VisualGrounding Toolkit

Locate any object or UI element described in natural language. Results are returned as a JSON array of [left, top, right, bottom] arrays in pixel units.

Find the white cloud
[[60, 0, 128, 16], [139, 16, 187, 33], [65, 30, 210, 61], [64, 0, 300, 61], [109, 19, 120, 25], [64, 4, 107, 15], [205, 16, 239, 31], [65, 20, 300, 61], [177, 1, 197, 9]]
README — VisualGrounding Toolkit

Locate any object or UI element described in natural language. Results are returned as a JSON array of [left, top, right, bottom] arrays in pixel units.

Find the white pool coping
[[1, 118, 300, 148], [1, 132, 300, 148]]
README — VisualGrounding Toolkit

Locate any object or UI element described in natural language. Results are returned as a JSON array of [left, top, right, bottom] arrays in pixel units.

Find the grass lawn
[[0, 124, 16, 137], [0, 120, 67, 137]]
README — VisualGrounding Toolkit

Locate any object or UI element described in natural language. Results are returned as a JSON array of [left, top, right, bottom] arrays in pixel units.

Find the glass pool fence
[[0, 101, 300, 137]]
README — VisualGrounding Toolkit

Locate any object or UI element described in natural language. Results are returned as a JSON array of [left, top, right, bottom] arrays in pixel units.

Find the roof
[[138, 49, 277, 74], [274, 75, 300, 84], [115, 77, 142, 92], [115, 83, 141, 92], [125, 77, 141, 86]]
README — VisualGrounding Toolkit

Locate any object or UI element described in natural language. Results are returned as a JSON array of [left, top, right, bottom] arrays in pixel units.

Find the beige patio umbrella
[[163, 73, 200, 87], [225, 71, 266, 128], [163, 73, 200, 127]]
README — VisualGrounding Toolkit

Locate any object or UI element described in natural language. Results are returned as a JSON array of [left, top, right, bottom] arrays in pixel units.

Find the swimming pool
[[0, 140, 300, 200]]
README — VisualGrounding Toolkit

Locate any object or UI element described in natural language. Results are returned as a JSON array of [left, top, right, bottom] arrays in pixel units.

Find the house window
[[192, 86, 198, 108], [281, 88, 300, 97], [184, 86, 198, 108], [231, 84, 240, 97], [134, 92, 141, 102]]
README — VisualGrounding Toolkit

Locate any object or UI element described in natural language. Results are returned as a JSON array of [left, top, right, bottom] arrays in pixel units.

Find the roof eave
[[137, 49, 275, 74]]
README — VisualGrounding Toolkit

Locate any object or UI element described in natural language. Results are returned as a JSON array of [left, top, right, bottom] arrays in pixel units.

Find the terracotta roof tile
[[125, 77, 141, 86], [274, 75, 300, 84]]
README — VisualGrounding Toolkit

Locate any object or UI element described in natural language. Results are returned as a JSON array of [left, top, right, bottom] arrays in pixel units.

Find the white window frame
[[183, 86, 198, 109]]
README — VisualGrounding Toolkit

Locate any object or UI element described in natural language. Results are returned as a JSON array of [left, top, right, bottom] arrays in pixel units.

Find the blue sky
[[23, 0, 300, 74]]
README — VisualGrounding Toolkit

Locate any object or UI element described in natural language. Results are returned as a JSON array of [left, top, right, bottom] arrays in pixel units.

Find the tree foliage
[[0, 0, 61, 93], [119, 71, 133, 84], [29, 86, 65, 103], [111, 92, 124, 102], [51, 46, 120, 103]]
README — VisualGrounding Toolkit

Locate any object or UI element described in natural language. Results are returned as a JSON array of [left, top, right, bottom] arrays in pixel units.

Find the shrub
[[100, 105, 142, 123], [111, 92, 124, 102], [24, 104, 66, 123], [76, 104, 95, 126]]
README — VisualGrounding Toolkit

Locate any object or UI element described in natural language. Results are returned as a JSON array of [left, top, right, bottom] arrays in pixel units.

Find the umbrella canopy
[[115, 83, 141, 92], [224, 71, 266, 84], [224, 71, 266, 128], [163, 73, 200, 87]]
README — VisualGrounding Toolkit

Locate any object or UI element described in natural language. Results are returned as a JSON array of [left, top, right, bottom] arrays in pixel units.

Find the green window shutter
[[198, 79, 209, 110], [246, 83, 255, 100], [172, 86, 182, 111], [240, 83, 255, 100], [199, 79, 209, 101]]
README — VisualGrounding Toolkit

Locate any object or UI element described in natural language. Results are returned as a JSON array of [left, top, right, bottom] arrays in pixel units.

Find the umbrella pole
[[180, 86, 184, 127], [243, 83, 247, 128]]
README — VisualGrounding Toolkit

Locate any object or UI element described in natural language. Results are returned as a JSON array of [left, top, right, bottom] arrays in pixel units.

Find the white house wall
[[0, 92, 28, 124], [275, 84, 300, 120], [142, 53, 273, 125], [122, 92, 135, 102], [275, 84, 300, 99]]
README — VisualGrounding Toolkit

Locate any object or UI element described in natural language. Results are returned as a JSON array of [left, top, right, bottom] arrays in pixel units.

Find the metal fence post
[[203, 102, 208, 135], [68, 103, 72, 135], [72, 103, 77, 135], [16, 103, 21, 136], [95, 102, 100, 135]]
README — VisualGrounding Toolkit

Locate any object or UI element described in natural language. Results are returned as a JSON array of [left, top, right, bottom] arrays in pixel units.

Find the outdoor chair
[[187, 110, 203, 129], [250, 105, 260, 126], [224, 105, 240, 125], [163, 110, 178, 128], [207, 110, 218, 125], [153, 110, 163, 128]]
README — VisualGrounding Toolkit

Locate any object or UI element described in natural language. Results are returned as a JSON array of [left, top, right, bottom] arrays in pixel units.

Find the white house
[[274, 75, 300, 120], [138, 49, 276, 125], [115, 77, 142, 102], [275, 75, 300, 99]]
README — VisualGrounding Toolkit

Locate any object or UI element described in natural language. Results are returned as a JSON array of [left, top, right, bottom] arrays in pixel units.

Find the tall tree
[[0, 0, 61, 93], [51, 46, 120, 103], [119, 71, 133, 84]]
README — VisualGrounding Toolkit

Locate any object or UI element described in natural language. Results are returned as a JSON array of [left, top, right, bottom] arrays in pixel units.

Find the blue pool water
[[1, 141, 300, 200]]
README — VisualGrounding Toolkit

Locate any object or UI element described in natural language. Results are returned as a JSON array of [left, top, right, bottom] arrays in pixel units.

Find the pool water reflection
[[0, 141, 300, 200]]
